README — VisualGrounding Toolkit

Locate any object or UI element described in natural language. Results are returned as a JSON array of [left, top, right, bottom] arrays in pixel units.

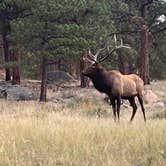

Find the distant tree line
[[0, 0, 166, 101]]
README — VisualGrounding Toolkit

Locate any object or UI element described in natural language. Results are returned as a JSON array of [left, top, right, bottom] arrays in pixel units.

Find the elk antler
[[84, 35, 130, 63], [83, 48, 106, 64], [83, 57, 96, 64], [94, 47, 107, 58], [99, 35, 131, 62], [88, 49, 97, 61]]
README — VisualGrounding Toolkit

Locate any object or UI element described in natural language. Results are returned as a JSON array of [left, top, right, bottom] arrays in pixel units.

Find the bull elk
[[82, 43, 146, 122]]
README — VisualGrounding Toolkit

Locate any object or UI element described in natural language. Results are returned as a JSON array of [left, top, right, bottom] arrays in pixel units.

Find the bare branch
[[152, 26, 166, 34], [109, 30, 139, 36]]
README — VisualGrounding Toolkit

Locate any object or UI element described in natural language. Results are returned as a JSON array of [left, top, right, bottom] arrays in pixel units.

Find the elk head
[[82, 62, 102, 78], [82, 49, 104, 78], [82, 36, 130, 77]]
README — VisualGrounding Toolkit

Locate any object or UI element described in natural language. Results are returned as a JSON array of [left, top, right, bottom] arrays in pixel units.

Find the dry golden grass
[[0, 99, 165, 166]]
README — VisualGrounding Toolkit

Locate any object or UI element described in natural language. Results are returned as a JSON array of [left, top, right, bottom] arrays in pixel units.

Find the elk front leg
[[117, 97, 121, 122], [110, 99, 116, 122]]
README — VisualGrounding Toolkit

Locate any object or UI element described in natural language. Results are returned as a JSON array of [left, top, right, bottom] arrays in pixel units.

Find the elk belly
[[122, 80, 137, 97]]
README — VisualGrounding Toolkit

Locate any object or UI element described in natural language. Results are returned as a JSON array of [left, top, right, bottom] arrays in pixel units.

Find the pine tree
[[14, 0, 115, 101], [0, 0, 32, 82]]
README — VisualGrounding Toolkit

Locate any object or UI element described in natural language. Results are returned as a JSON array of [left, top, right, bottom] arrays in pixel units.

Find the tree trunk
[[2, 32, 11, 81], [37, 63, 42, 80], [140, 25, 150, 84], [12, 47, 20, 85], [139, 0, 151, 84], [71, 62, 80, 79], [53, 59, 61, 71], [80, 51, 90, 88], [49, 59, 61, 71], [40, 56, 47, 102]]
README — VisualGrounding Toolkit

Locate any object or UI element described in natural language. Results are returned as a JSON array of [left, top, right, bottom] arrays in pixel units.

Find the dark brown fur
[[82, 62, 146, 122]]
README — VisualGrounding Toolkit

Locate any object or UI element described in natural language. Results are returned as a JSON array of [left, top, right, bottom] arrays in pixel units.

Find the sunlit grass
[[0, 100, 166, 166]]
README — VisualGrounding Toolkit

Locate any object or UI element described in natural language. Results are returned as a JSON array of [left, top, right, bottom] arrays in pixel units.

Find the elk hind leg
[[129, 97, 137, 122], [137, 95, 146, 122]]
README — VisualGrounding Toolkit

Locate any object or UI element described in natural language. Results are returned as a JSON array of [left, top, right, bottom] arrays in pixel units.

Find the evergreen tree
[[0, 0, 32, 82], [13, 0, 115, 101], [109, 0, 166, 83]]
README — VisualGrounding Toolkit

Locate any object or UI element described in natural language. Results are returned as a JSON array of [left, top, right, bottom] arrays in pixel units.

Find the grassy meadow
[[0, 97, 166, 166]]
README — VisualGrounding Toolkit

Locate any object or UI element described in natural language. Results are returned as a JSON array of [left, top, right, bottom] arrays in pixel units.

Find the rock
[[152, 102, 165, 109], [144, 90, 159, 104], [53, 92, 80, 105], [0, 85, 8, 98], [0, 83, 14, 98], [144, 85, 152, 91], [47, 71, 74, 84], [0, 84, 36, 101]]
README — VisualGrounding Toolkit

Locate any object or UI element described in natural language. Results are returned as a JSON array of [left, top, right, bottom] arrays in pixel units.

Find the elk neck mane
[[90, 67, 120, 93]]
